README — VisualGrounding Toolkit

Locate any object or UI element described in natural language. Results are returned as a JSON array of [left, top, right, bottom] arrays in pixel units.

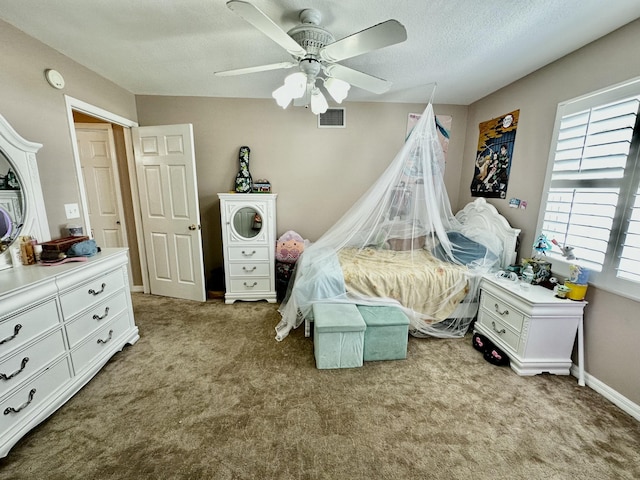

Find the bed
[[276, 102, 521, 341], [295, 198, 520, 338]]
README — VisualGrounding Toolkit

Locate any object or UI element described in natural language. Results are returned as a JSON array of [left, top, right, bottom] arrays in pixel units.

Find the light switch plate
[[64, 203, 80, 219]]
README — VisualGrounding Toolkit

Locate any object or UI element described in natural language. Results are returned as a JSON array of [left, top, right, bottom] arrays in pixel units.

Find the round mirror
[[232, 206, 262, 239], [0, 150, 23, 254]]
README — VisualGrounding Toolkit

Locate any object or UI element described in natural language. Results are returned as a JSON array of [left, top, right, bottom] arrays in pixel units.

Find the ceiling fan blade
[[319, 19, 407, 63], [215, 61, 297, 77], [226, 0, 307, 58], [325, 64, 392, 94]]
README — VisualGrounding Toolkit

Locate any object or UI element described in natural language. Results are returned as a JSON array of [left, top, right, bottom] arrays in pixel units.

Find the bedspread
[[338, 247, 470, 321]]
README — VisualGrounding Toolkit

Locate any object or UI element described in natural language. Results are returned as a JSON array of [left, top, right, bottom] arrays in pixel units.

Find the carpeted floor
[[0, 293, 638, 480]]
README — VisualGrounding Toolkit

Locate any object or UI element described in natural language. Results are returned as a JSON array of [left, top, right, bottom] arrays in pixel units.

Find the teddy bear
[[275, 230, 305, 264]]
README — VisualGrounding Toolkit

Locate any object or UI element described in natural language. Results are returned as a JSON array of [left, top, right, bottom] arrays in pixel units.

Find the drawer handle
[[93, 307, 110, 321], [0, 357, 29, 381], [4, 388, 36, 415], [494, 303, 509, 316], [242, 266, 257, 272], [491, 321, 506, 335], [88, 283, 106, 296], [243, 282, 258, 288], [97, 329, 114, 345], [241, 250, 256, 256], [0, 324, 22, 345]]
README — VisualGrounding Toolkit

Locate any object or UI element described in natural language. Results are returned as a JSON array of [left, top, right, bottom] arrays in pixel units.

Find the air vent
[[318, 108, 346, 128]]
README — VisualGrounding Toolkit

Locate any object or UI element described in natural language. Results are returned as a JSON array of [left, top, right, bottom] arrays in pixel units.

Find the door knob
[[188, 224, 201, 230]]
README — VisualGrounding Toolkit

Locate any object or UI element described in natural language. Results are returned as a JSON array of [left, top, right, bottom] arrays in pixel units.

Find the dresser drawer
[[0, 328, 66, 398], [229, 278, 271, 293], [480, 291, 525, 332], [228, 263, 271, 277], [0, 300, 60, 357], [65, 290, 129, 348], [228, 246, 269, 262], [0, 357, 72, 435], [477, 311, 520, 352], [59, 268, 125, 319], [70, 311, 131, 375]]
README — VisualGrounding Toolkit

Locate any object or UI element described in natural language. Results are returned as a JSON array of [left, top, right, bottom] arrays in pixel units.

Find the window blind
[[618, 185, 640, 282], [542, 95, 640, 273]]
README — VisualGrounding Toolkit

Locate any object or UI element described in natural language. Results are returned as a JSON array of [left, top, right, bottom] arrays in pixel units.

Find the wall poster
[[470, 109, 519, 199]]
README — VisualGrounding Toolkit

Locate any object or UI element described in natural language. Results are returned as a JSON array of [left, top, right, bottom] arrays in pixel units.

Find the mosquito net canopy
[[276, 103, 504, 341]]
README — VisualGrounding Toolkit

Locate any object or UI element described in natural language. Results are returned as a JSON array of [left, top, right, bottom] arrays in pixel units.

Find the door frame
[[64, 95, 150, 293]]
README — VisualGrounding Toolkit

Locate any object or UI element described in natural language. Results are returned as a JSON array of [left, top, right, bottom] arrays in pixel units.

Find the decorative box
[[252, 179, 271, 193], [313, 303, 366, 369], [357, 305, 409, 361], [522, 258, 552, 285], [40, 235, 89, 253]]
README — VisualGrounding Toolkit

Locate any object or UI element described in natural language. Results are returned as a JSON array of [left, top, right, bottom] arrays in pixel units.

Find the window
[[538, 77, 640, 301]]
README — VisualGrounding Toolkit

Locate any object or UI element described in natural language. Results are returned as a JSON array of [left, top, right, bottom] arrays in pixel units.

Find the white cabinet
[[475, 274, 586, 381], [0, 248, 139, 457], [218, 193, 277, 304]]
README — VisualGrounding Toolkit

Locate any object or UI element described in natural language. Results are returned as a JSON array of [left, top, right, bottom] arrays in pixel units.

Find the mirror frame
[[0, 113, 50, 270], [231, 205, 263, 240]]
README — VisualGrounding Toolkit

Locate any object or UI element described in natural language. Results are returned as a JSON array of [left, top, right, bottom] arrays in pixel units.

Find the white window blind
[[618, 184, 640, 282], [539, 79, 640, 298]]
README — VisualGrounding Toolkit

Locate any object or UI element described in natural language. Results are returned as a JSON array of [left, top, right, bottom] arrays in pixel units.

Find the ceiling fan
[[215, 0, 407, 114]]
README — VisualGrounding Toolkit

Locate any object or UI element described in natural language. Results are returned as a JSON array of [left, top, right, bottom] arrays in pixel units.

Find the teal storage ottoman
[[313, 303, 366, 369], [357, 305, 410, 361]]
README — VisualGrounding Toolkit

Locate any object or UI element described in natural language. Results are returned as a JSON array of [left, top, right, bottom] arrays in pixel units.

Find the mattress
[[337, 247, 470, 321]]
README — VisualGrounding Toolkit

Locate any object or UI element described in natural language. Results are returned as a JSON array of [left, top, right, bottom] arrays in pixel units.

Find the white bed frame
[[455, 197, 521, 269], [449, 197, 521, 318]]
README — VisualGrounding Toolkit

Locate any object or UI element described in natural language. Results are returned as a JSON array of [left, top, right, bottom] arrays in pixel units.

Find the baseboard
[[571, 364, 640, 421], [130, 285, 144, 293]]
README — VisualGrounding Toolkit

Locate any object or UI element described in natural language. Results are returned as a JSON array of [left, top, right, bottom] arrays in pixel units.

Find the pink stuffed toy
[[276, 230, 305, 264]]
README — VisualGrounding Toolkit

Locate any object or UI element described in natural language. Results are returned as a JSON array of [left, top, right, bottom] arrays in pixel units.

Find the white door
[[75, 124, 126, 247], [132, 124, 206, 302]]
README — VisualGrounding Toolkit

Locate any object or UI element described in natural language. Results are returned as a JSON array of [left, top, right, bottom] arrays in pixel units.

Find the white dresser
[[0, 248, 138, 457], [475, 274, 587, 383], [218, 193, 277, 304]]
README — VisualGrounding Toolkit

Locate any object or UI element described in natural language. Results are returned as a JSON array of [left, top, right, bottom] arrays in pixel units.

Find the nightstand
[[475, 274, 587, 385]]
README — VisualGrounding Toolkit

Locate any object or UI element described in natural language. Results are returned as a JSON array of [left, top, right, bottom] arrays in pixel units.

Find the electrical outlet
[[64, 203, 80, 219]]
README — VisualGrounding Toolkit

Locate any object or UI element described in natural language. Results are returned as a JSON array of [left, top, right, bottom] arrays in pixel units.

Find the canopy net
[[276, 103, 504, 341]]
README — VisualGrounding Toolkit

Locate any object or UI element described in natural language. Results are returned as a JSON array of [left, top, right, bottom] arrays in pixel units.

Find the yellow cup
[[565, 281, 588, 300]]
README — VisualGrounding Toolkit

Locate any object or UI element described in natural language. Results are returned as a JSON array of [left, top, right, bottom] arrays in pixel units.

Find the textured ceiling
[[1, 0, 640, 105]]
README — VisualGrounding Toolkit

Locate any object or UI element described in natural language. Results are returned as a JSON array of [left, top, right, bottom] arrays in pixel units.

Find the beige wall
[[0, 20, 137, 238], [135, 96, 468, 280], [459, 19, 640, 405]]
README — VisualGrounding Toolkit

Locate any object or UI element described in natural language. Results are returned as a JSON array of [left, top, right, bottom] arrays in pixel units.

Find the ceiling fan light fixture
[[324, 77, 350, 104], [284, 72, 307, 99], [272, 85, 293, 109], [310, 88, 329, 115]]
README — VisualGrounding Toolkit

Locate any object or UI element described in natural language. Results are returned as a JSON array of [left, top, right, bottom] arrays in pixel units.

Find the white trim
[[64, 96, 138, 128], [123, 129, 150, 294], [571, 364, 640, 422], [63, 96, 148, 293]]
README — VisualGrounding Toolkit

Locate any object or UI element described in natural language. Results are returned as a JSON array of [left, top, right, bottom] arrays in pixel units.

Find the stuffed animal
[[275, 230, 305, 264]]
